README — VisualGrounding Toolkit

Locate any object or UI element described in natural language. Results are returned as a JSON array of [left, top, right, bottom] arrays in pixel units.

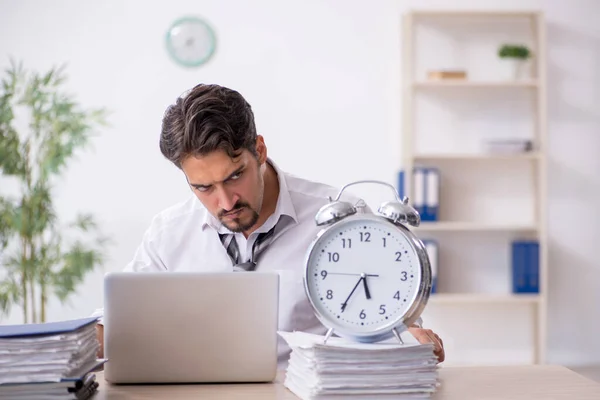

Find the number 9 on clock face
[[304, 214, 426, 342]]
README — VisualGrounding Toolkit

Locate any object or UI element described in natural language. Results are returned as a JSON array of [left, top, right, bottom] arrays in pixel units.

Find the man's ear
[[255, 135, 268, 164]]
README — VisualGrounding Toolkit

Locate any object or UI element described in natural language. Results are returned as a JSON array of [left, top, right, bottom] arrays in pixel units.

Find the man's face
[[181, 146, 265, 233]]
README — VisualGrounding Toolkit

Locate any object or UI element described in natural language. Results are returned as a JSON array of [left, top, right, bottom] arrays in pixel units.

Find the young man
[[94, 83, 444, 363]]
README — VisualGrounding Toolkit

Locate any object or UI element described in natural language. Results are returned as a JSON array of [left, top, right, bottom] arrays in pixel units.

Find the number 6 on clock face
[[303, 182, 432, 344]]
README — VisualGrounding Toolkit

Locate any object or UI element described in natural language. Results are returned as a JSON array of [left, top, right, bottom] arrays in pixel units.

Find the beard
[[218, 201, 260, 232]]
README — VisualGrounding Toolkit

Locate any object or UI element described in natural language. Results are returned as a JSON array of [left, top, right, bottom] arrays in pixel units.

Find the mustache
[[218, 202, 250, 218]]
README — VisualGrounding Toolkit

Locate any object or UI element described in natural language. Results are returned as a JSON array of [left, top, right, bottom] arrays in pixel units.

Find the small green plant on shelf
[[497, 44, 532, 80], [498, 44, 532, 60]]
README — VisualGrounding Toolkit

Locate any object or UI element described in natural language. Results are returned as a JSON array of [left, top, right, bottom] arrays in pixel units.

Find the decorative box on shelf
[[427, 69, 468, 81]]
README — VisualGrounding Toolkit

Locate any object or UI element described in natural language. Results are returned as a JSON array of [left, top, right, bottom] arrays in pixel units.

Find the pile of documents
[[279, 330, 439, 400], [0, 316, 105, 399]]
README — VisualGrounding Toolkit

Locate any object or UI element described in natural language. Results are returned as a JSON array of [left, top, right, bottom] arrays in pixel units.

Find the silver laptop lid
[[103, 271, 279, 384]]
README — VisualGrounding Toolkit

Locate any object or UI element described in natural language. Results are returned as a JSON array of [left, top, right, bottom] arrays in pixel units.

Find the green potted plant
[[497, 44, 532, 81], [0, 60, 110, 323]]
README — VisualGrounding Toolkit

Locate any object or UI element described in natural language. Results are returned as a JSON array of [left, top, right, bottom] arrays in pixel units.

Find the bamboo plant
[[0, 60, 110, 323]]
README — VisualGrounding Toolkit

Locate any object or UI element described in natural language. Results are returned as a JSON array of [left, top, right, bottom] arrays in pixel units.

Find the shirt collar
[[200, 158, 298, 234]]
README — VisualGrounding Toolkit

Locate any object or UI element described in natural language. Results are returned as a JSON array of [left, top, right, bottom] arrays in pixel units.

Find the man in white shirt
[[94, 83, 444, 364]]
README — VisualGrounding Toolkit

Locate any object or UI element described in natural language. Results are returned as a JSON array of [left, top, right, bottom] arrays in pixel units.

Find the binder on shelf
[[424, 239, 438, 294], [511, 241, 526, 293], [527, 241, 540, 293], [397, 170, 405, 199], [511, 240, 539, 294], [397, 167, 440, 221], [423, 168, 440, 222], [413, 167, 426, 217]]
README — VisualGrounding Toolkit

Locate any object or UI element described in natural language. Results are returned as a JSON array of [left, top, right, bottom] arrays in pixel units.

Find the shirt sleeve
[[91, 220, 167, 325], [122, 223, 168, 273]]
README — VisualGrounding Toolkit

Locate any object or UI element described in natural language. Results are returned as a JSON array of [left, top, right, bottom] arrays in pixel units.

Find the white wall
[[0, 0, 598, 367]]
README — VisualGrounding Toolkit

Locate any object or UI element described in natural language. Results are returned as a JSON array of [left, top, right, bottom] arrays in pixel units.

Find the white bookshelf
[[402, 11, 547, 365]]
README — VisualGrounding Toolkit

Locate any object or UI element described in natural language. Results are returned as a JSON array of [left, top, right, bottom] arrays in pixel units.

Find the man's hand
[[408, 326, 445, 363]]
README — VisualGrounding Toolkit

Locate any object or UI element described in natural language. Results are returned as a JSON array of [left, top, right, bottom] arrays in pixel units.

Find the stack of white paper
[[279, 330, 439, 400], [0, 317, 105, 399]]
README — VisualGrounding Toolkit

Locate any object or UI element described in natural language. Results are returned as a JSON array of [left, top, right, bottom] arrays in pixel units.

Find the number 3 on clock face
[[304, 215, 423, 341]]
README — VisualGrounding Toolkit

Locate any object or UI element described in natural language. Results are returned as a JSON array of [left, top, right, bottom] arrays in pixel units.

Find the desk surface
[[95, 364, 600, 399]]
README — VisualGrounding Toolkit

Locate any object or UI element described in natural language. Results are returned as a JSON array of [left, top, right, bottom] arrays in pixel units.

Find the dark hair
[[159, 84, 258, 168]]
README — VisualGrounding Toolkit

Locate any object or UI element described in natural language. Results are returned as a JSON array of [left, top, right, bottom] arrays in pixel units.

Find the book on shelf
[[427, 70, 467, 81], [0, 316, 106, 399], [511, 240, 539, 293]]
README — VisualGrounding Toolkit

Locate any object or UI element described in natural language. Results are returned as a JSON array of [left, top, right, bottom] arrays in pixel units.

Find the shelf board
[[428, 293, 540, 305], [410, 10, 540, 18], [415, 222, 538, 232], [413, 152, 541, 162], [413, 80, 538, 88]]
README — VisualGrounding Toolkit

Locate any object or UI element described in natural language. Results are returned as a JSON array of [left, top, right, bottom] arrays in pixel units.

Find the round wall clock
[[165, 16, 216, 67]]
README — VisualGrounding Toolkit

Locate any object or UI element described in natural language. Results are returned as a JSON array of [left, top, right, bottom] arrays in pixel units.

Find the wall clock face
[[165, 16, 216, 67]]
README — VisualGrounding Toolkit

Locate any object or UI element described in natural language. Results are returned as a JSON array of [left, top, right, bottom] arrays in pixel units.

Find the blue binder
[[0, 316, 99, 338], [423, 168, 440, 222], [527, 241, 540, 293], [413, 167, 426, 218], [397, 170, 405, 199], [397, 167, 439, 221], [511, 240, 539, 293]]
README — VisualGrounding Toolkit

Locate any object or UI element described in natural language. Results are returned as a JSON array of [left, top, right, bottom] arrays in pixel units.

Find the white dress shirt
[[93, 159, 366, 363]]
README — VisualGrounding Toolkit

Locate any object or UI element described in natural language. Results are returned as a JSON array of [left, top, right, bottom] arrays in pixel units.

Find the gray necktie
[[219, 224, 277, 271]]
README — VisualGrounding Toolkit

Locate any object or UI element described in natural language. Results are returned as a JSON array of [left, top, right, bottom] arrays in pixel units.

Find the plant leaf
[[0, 63, 26, 177], [71, 213, 97, 232], [51, 241, 105, 302], [0, 197, 18, 249], [0, 276, 20, 315]]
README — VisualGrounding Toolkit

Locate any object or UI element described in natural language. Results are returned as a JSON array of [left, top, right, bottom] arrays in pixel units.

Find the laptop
[[102, 271, 280, 384]]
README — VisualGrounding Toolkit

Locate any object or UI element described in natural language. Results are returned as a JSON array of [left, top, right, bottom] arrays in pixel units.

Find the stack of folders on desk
[[0, 316, 105, 399], [279, 330, 439, 400]]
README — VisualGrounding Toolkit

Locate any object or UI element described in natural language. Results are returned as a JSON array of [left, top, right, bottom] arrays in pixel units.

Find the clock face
[[305, 215, 423, 338], [165, 16, 216, 67]]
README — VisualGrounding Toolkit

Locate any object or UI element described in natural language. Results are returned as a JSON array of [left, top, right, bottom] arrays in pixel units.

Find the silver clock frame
[[302, 180, 432, 344]]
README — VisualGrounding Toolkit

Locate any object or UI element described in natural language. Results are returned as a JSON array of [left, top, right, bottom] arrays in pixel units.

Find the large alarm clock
[[303, 180, 432, 344]]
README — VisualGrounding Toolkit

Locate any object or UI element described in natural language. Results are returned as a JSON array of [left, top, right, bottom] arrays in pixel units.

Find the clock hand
[[340, 276, 363, 313], [328, 272, 380, 277], [362, 273, 371, 300]]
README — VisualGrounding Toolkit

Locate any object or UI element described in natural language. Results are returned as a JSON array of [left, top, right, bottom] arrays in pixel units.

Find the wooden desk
[[95, 365, 600, 399]]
